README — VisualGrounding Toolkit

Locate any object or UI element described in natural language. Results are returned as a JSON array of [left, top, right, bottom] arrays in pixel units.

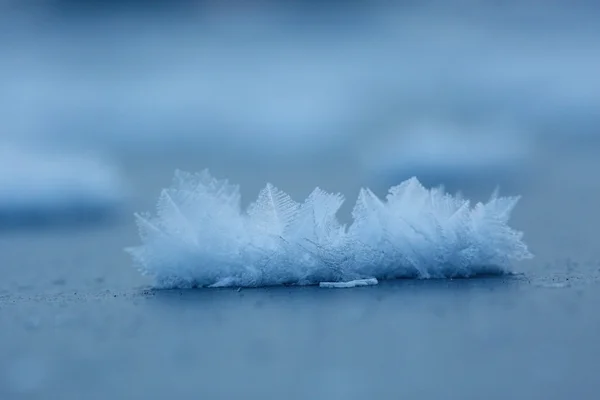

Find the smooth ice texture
[[0, 143, 125, 226], [127, 170, 532, 289], [319, 278, 379, 289]]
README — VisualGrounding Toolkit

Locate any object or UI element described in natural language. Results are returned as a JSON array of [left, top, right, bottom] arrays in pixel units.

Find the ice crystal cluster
[[127, 170, 532, 289]]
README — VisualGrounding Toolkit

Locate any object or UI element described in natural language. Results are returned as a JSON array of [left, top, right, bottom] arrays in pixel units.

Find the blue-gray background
[[1, 1, 600, 399]]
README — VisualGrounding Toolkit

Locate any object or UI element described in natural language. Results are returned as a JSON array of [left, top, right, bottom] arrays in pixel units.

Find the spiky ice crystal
[[127, 170, 532, 289]]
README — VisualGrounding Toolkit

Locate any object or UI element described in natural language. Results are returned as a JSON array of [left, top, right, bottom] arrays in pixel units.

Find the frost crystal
[[127, 170, 532, 289]]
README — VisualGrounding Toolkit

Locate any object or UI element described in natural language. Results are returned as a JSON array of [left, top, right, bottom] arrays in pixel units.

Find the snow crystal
[[127, 169, 532, 289]]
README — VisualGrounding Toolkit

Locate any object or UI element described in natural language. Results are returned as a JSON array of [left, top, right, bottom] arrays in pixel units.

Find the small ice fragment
[[319, 278, 378, 289], [536, 281, 570, 289], [208, 277, 238, 288]]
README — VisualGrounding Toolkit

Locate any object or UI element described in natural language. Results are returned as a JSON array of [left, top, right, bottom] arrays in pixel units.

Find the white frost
[[319, 278, 379, 289], [127, 169, 532, 289]]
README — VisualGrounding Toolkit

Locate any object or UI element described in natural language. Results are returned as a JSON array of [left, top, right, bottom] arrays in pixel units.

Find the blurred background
[[2, 0, 600, 229], [3, 2, 600, 398]]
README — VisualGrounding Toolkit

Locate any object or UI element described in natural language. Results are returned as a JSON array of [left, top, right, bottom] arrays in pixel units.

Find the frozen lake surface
[[1, 144, 600, 400]]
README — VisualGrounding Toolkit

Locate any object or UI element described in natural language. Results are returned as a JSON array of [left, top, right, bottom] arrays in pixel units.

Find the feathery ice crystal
[[127, 170, 532, 288]]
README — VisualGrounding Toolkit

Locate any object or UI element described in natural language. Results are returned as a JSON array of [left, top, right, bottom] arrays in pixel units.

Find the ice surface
[[127, 170, 532, 289], [0, 143, 125, 227], [319, 278, 379, 289]]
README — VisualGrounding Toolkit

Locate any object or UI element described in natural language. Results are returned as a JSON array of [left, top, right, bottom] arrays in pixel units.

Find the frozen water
[[127, 170, 532, 289], [319, 278, 379, 289]]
